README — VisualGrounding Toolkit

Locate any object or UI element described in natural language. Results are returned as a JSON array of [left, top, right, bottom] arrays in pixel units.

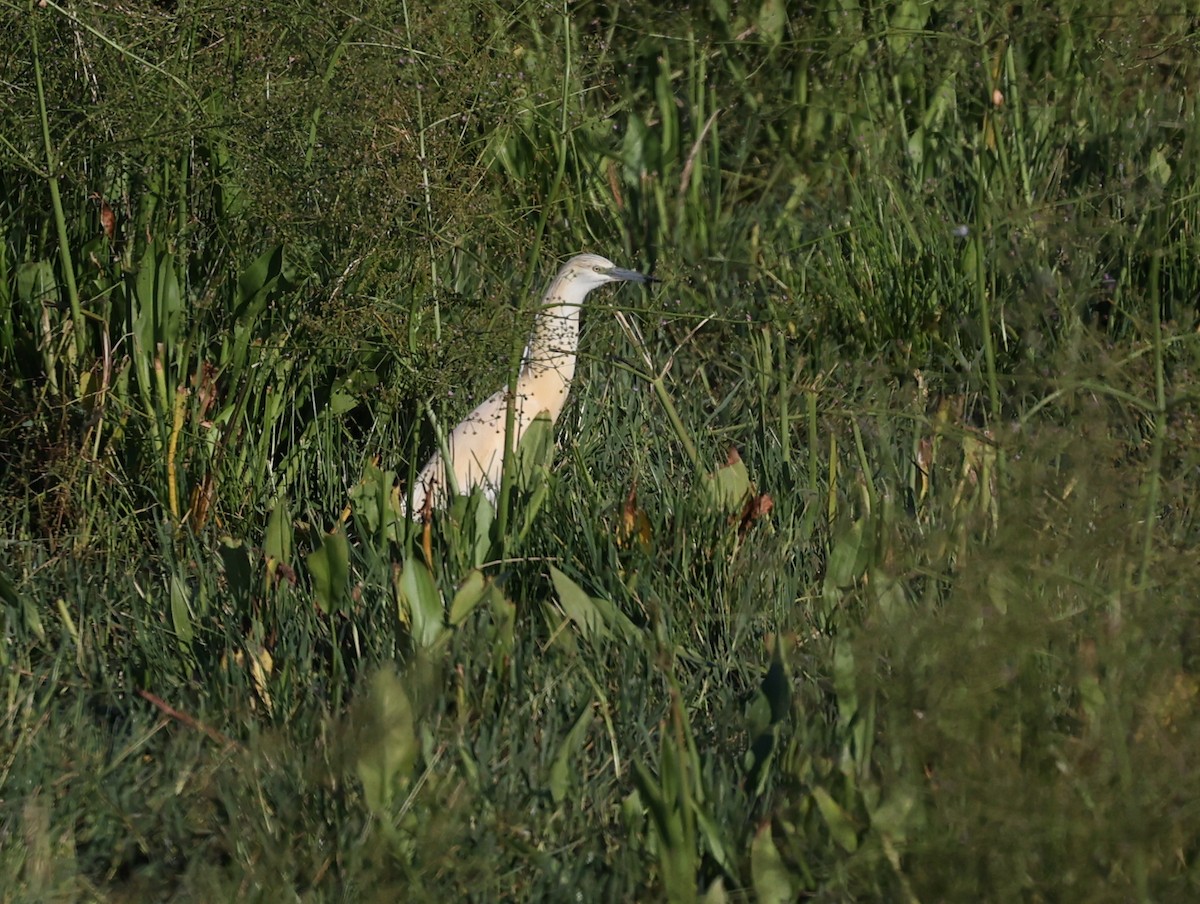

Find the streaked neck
[[521, 271, 583, 383]]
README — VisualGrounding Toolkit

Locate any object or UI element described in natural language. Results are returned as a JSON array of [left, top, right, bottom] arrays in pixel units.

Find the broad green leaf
[[870, 784, 919, 844], [0, 570, 17, 607], [812, 786, 859, 852], [832, 639, 858, 729], [550, 565, 608, 641], [306, 527, 350, 614], [758, 0, 786, 47], [229, 245, 285, 377], [923, 71, 959, 131], [824, 517, 867, 591], [703, 451, 752, 511], [872, 568, 910, 620], [549, 703, 594, 803], [700, 877, 729, 904], [1148, 147, 1172, 188], [655, 57, 678, 160], [235, 245, 285, 319], [471, 491, 494, 567], [633, 757, 697, 901], [632, 761, 672, 841], [621, 112, 650, 177], [219, 537, 253, 604], [449, 569, 490, 627], [349, 462, 391, 541], [1079, 671, 1106, 727], [351, 668, 417, 814], [170, 574, 193, 645], [518, 479, 550, 542], [588, 593, 640, 642], [133, 244, 184, 348], [22, 594, 45, 643], [16, 260, 55, 304], [750, 822, 800, 904], [516, 412, 554, 485], [396, 557, 444, 648], [264, 496, 293, 581], [621, 789, 646, 842], [986, 568, 1014, 616], [887, 0, 925, 54], [693, 802, 738, 882], [330, 387, 358, 416], [489, 586, 516, 656]]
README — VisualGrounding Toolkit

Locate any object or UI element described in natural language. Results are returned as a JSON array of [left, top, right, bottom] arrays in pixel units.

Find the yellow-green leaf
[[704, 450, 752, 511], [549, 703, 595, 803], [750, 822, 800, 904], [449, 569, 490, 627], [397, 557, 444, 648], [812, 786, 859, 852]]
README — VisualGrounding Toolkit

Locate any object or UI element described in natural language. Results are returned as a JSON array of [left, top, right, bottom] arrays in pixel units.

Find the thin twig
[[138, 689, 238, 749]]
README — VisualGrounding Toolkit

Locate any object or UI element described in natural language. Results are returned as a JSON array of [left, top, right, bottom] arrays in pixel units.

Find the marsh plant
[[1, 1, 1198, 900]]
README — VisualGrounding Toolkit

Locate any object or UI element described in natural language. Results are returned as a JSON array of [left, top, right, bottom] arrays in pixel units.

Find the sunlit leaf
[[704, 447, 752, 511], [133, 243, 184, 348], [396, 557, 445, 648], [887, 0, 926, 55], [812, 786, 859, 852], [449, 569, 490, 627], [516, 412, 554, 486], [1148, 146, 1172, 188], [870, 785, 919, 845], [758, 0, 786, 47], [693, 802, 738, 882], [549, 703, 594, 804], [471, 493, 495, 568], [248, 645, 274, 714], [264, 496, 292, 581], [349, 462, 393, 541], [700, 877, 729, 904], [617, 483, 653, 550], [750, 822, 800, 904]]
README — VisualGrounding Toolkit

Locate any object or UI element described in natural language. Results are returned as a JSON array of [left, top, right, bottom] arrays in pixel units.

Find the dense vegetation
[[3, 1, 1199, 900]]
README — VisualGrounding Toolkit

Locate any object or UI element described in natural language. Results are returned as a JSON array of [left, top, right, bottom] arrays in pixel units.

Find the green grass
[[3, 0, 1200, 900]]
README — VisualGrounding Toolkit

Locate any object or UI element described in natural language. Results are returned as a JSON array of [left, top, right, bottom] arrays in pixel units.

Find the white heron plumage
[[406, 253, 651, 517]]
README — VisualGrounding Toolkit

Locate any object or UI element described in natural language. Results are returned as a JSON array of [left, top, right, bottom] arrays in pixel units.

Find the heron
[[406, 253, 653, 516]]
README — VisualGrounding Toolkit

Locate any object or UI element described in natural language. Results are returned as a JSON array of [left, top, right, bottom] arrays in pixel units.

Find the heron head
[[564, 253, 655, 290]]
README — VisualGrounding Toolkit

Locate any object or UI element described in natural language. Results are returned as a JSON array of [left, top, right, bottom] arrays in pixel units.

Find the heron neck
[[521, 299, 581, 384], [516, 274, 585, 416]]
